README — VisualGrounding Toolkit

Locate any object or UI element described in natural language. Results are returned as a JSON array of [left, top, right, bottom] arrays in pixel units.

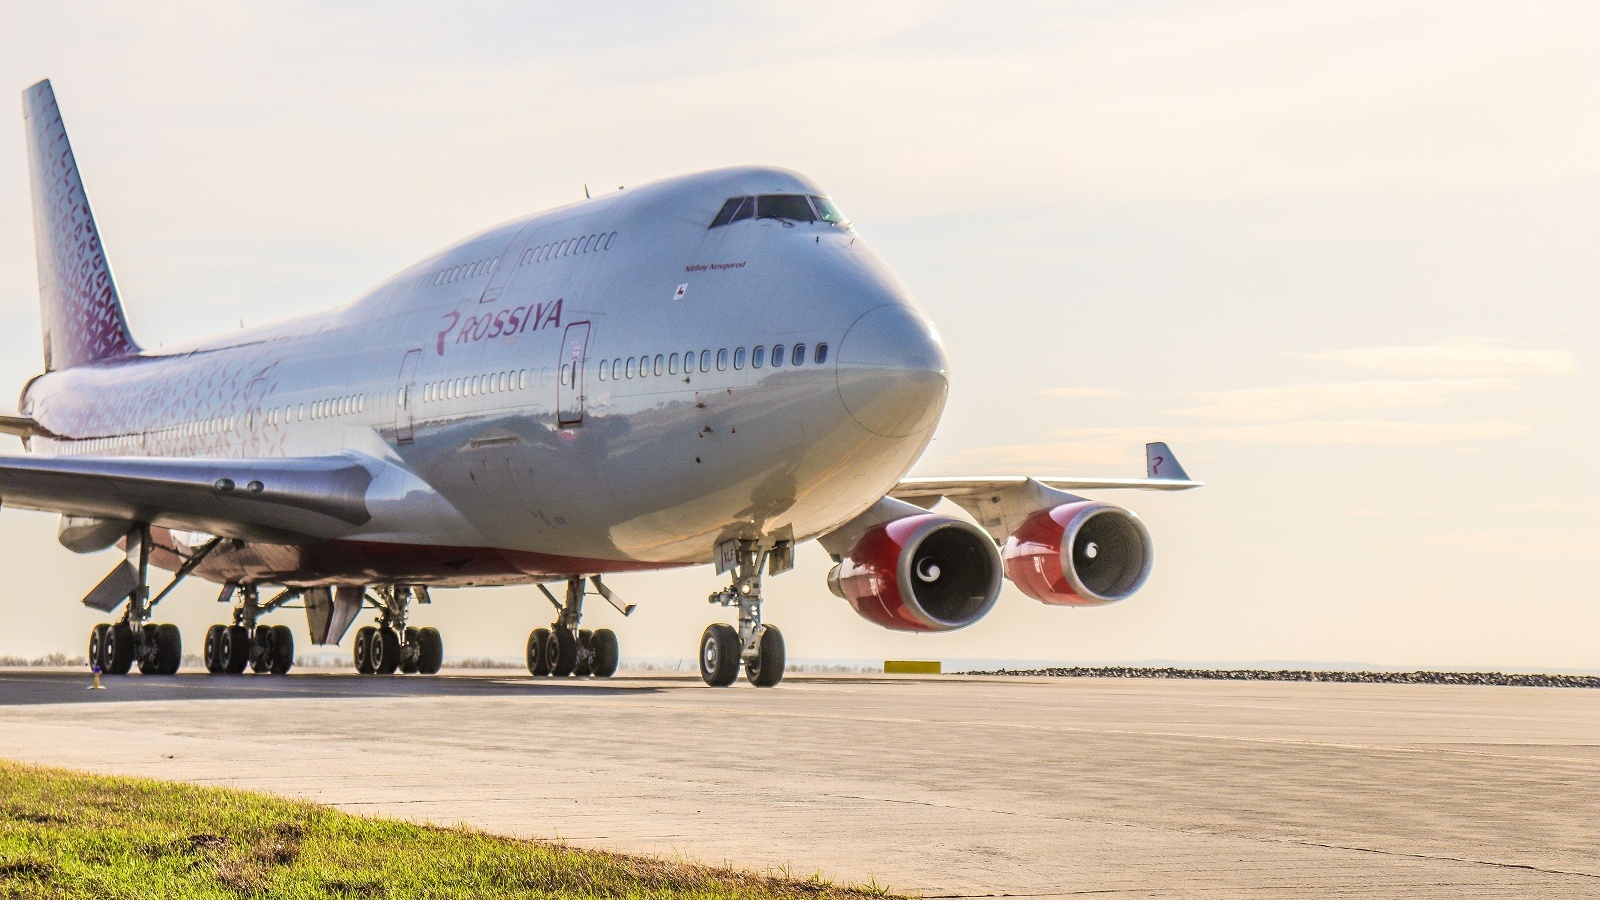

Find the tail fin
[[22, 79, 139, 371]]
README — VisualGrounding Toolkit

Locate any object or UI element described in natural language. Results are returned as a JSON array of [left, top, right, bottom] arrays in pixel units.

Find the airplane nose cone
[[836, 304, 950, 438]]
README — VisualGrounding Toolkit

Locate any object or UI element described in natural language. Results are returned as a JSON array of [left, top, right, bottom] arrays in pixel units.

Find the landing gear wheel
[[574, 629, 594, 677], [744, 625, 785, 687], [400, 627, 421, 674], [699, 623, 740, 687], [549, 628, 578, 677], [105, 624, 135, 675], [269, 625, 294, 675], [353, 626, 376, 675], [526, 628, 551, 676], [416, 627, 443, 675], [140, 623, 181, 676], [370, 628, 401, 675], [220, 625, 250, 674], [250, 628, 273, 674], [590, 629, 619, 678], [89, 624, 111, 673], [203, 624, 226, 673]]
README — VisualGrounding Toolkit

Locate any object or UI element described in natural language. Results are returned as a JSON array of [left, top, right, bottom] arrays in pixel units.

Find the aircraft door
[[557, 322, 590, 426], [395, 348, 421, 443]]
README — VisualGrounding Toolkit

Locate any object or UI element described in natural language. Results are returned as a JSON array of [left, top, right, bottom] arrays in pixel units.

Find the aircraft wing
[[0, 452, 376, 543], [891, 442, 1202, 504]]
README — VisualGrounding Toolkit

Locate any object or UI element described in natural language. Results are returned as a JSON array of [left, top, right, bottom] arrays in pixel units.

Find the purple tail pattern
[[23, 79, 139, 371]]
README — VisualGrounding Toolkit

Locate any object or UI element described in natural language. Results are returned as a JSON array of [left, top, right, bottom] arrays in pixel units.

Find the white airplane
[[2, 80, 1200, 687]]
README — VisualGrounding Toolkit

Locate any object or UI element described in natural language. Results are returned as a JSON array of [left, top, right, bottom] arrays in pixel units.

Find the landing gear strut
[[202, 584, 298, 676], [702, 540, 786, 688], [352, 586, 442, 676], [525, 576, 621, 678], [86, 526, 204, 676]]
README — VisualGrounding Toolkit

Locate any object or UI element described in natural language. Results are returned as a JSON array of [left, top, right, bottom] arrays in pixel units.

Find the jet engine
[[827, 513, 1002, 632], [1002, 501, 1153, 606]]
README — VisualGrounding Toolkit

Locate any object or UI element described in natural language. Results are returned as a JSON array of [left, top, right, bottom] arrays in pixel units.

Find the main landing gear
[[701, 540, 786, 688], [202, 584, 299, 676], [85, 527, 208, 676], [525, 576, 621, 678], [352, 586, 442, 676]]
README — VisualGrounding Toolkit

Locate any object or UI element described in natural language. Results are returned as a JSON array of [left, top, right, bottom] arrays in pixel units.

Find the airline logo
[[436, 298, 563, 355]]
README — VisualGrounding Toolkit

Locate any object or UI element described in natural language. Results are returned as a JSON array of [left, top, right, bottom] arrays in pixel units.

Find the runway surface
[[1, 670, 1595, 898]]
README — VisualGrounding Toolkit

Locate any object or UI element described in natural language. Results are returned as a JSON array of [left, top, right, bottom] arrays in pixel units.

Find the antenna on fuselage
[[583, 183, 590, 199]]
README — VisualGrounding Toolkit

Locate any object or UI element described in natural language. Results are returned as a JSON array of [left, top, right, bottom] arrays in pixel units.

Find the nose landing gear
[[702, 540, 788, 688]]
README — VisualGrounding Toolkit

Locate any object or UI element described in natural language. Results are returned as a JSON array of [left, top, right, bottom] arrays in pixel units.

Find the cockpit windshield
[[709, 194, 849, 228]]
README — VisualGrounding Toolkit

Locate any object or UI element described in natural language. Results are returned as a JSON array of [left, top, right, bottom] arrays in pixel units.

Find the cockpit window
[[811, 196, 847, 224], [710, 193, 845, 228], [756, 194, 816, 222]]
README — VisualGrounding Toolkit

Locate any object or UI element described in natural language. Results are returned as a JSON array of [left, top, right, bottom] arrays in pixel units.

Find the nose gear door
[[557, 322, 590, 427]]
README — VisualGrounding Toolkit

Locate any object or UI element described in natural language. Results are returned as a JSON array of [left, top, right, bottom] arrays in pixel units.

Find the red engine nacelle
[[827, 514, 1003, 632], [1003, 501, 1153, 606]]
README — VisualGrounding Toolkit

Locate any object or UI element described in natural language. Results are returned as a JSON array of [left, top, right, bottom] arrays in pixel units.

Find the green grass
[[0, 761, 896, 899]]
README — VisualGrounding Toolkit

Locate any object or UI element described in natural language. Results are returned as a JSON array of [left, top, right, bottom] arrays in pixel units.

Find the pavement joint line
[[1271, 839, 1600, 880]]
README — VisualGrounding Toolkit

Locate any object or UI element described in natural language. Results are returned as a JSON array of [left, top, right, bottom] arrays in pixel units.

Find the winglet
[[1146, 442, 1191, 482]]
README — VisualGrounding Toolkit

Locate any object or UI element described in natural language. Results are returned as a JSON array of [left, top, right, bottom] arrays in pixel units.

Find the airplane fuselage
[[20, 167, 951, 587]]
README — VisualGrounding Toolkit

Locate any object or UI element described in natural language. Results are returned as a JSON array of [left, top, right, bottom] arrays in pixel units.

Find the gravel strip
[[955, 666, 1600, 688]]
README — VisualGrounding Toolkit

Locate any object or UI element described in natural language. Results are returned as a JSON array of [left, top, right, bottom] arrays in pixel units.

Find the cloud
[[1309, 338, 1577, 377], [1041, 387, 1126, 398], [1170, 377, 1513, 421]]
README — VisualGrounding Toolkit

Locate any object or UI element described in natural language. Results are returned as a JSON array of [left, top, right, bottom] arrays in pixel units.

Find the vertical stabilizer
[[22, 79, 139, 371]]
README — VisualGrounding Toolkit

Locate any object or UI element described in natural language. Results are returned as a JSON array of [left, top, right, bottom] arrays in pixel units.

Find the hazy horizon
[[0, 1, 1594, 671]]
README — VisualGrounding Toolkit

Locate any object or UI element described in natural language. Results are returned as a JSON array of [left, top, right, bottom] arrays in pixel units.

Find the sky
[[0, 1, 1595, 670]]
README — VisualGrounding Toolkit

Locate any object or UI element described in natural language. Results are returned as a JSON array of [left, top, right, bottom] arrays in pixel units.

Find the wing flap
[[0, 453, 375, 543]]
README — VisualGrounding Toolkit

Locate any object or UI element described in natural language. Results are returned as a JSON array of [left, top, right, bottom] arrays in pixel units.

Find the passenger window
[[669, 353, 679, 374], [733, 347, 746, 370], [654, 354, 664, 376], [604, 232, 617, 249], [756, 195, 816, 222], [611, 359, 621, 380], [815, 343, 829, 364], [520, 369, 529, 389], [700, 350, 711, 372], [793, 344, 807, 366], [716, 349, 728, 371], [598, 364, 607, 382], [752, 346, 765, 368], [626, 357, 636, 379], [771, 344, 785, 367]]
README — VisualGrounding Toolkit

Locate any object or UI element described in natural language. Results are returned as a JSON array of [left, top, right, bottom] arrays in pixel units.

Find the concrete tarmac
[[0, 670, 1595, 898]]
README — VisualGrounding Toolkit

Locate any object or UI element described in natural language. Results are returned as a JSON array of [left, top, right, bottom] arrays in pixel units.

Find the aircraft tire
[[400, 627, 421, 674], [221, 625, 250, 674], [590, 629, 619, 678], [354, 626, 376, 674], [202, 624, 226, 673], [152, 623, 182, 675], [89, 624, 111, 674], [744, 625, 785, 688], [371, 628, 401, 675], [526, 628, 551, 676], [105, 624, 136, 675], [574, 629, 594, 677], [269, 625, 294, 675], [250, 628, 273, 674], [416, 627, 443, 675], [699, 624, 740, 687], [549, 628, 578, 677]]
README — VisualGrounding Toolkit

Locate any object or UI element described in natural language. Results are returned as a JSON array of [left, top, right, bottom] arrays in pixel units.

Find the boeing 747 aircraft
[[2, 80, 1199, 687]]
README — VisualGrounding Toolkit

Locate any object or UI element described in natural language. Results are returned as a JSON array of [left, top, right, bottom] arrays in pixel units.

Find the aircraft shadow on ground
[[0, 671, 669, 706]]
